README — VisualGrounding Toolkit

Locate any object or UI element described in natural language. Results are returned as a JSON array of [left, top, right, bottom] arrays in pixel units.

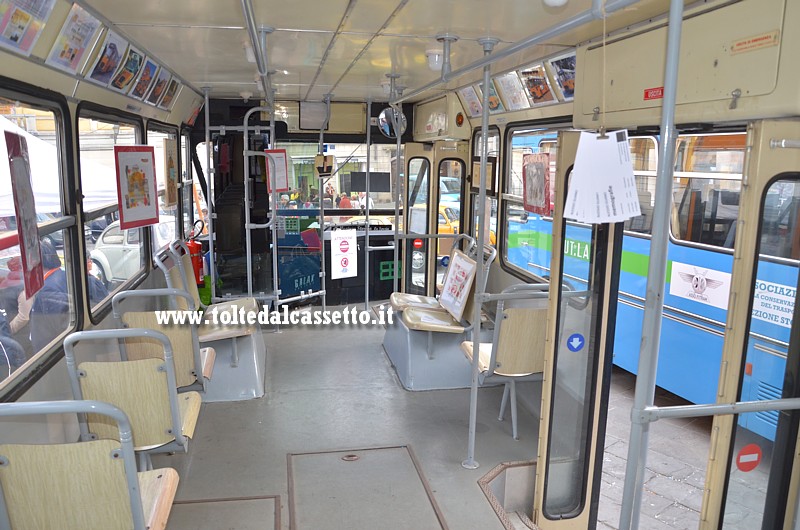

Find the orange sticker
[[731, 30, 780, 55]]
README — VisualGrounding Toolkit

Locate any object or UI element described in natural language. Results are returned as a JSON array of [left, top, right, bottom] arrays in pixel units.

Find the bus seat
[[0, 400, 178, 530], [460, 284, 548, 440], [112, 288, 215, 391], [64, 329, 201, 471]]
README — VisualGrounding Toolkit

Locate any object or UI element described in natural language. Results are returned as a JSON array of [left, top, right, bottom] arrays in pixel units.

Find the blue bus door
[[701, 119, 800, 528], [533, 131, 623, 528]]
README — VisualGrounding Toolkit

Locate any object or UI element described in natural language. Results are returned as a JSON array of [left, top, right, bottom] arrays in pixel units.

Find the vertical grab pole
[[618, 0, 684, 527], [244, 111, 253, 297], [319, 94, 331, 312], [269, 88, 277, 308], [203, 87, 216, 302], [364, 99, 372, 310], [389, 74, 402, 294], [463, 37, 497, 470]]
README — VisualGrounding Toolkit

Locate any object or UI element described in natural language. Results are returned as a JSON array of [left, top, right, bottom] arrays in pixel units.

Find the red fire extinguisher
[[186, 220, 205, 285]]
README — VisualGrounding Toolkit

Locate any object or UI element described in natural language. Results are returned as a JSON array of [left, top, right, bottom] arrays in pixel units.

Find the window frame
[[76, 102, 146, 325], [0, 79, 81, 401]]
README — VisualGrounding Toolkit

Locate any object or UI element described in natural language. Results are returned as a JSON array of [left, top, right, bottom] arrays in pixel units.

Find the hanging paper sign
[[114, 145, 159, 229], [565, 130, 640, 224], [163, 137, 178, 207], [45, 3, 101, 74], [523, 153, 550, 215], [438, 249, 477, 322], [331, 229, 357, 280], [5, 131, 44, 297], [0, 0, 55, 56], [85, 29, 128, 86], [264, 149, 289, 193]]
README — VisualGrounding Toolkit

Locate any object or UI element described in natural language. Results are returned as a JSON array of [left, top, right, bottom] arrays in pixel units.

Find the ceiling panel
[[253, 0, 353, 32], [84, 0, 245, 27], [384, 0, 591, 42]]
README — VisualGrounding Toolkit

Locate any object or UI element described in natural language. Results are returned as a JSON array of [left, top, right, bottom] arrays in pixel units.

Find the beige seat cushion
[[460, 341, 537, 377], [389, 292, 445, 312], [402, 307, 465, 333]]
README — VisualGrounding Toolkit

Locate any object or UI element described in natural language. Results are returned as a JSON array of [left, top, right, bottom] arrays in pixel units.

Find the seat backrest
[[79, 358, 175, 449], [169, 241, 202, 309], [491, 298, 548, 376], [0, 400, 147, 530], [64, 329, 187, 452], [121, 311, 197, 388]]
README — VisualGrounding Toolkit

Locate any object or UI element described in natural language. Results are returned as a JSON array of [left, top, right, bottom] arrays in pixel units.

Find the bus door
[[533, 131, 623, 528], [701, 119, 800, 529], [404, 141, 468, 296]]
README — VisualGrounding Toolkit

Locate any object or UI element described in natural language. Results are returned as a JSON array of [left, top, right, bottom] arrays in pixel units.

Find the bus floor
[[153, 316, 759, 530]]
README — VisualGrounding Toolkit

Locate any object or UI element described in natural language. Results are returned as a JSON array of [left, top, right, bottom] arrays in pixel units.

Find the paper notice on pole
[[264, 149, 289, 193], [331, 229, 357, 280], [565, 130, 640, 223]]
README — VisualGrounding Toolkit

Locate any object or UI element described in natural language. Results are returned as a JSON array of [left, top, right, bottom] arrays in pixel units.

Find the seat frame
[[64, 329, 195, 469], [112, 288, 209, 392], [0, 400, 166, 530]]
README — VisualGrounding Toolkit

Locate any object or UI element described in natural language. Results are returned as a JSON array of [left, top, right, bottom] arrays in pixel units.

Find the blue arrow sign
[[567, 333, 584, 352]]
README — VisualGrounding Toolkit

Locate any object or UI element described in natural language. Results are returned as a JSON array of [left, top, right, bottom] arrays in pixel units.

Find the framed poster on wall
[[470, 157, 497, 195], [548, 52, 576, 101], [114, 145, 159, 229]]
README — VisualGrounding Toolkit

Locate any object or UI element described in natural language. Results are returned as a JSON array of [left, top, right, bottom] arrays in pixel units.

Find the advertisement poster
[[548, 52, 576, 101], [114, 145, 158, 229], [519, 63, 555, 105], [5, 131, 43, 297], [157, 78, 180, 110], [163, 137, 178, 207], [477, 80, 505, 114], [186, 99, 203, 126], [129, 58, 158, 100], [330, 229, 357, 280], [459, 86, 482, 117], [523, 153, 550, 215], [0, 0, 55, 56], [669, 261, 731, 310], [108, 45, 144, 93], [494, 72, 530, 111], [85, 29, 127, 86], [264, 148, 289, 193], [145, 69, 170, 106], [45, 3, 101, 74], [438, 250, 476, 321]]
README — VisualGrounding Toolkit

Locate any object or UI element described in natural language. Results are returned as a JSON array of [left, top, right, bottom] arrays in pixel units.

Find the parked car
[[89, 219, 172, 286]]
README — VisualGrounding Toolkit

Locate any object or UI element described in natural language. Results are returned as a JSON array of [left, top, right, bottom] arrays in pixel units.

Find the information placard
[[330, 229, 357, 280], [264, 149, 289, 193], [438, 249, 476, 322]]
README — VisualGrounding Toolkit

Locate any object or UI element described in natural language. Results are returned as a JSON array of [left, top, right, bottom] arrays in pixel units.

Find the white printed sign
[[439, 250, 477, 322], [565, 130, 641, 224], [752, 279, 795, 328], [669, 261, 731, 310], [331, 229, 357, 280]]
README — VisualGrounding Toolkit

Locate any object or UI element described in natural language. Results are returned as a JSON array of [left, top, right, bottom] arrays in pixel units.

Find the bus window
[[502, 127, 560, 280], [672, 133, 746, 249], [471, 129, 499, 247], [0, 97, 75, 383], [721, 177, 800, 526], [79, 115, 143, 313], [623, 137, 658, 235], [146, 125, 180, 252]]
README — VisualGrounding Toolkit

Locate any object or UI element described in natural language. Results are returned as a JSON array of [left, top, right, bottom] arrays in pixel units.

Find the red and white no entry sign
[[339, 239, 349, 252], [413, 238, 423, 249], [736, 443, 762, 472]]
